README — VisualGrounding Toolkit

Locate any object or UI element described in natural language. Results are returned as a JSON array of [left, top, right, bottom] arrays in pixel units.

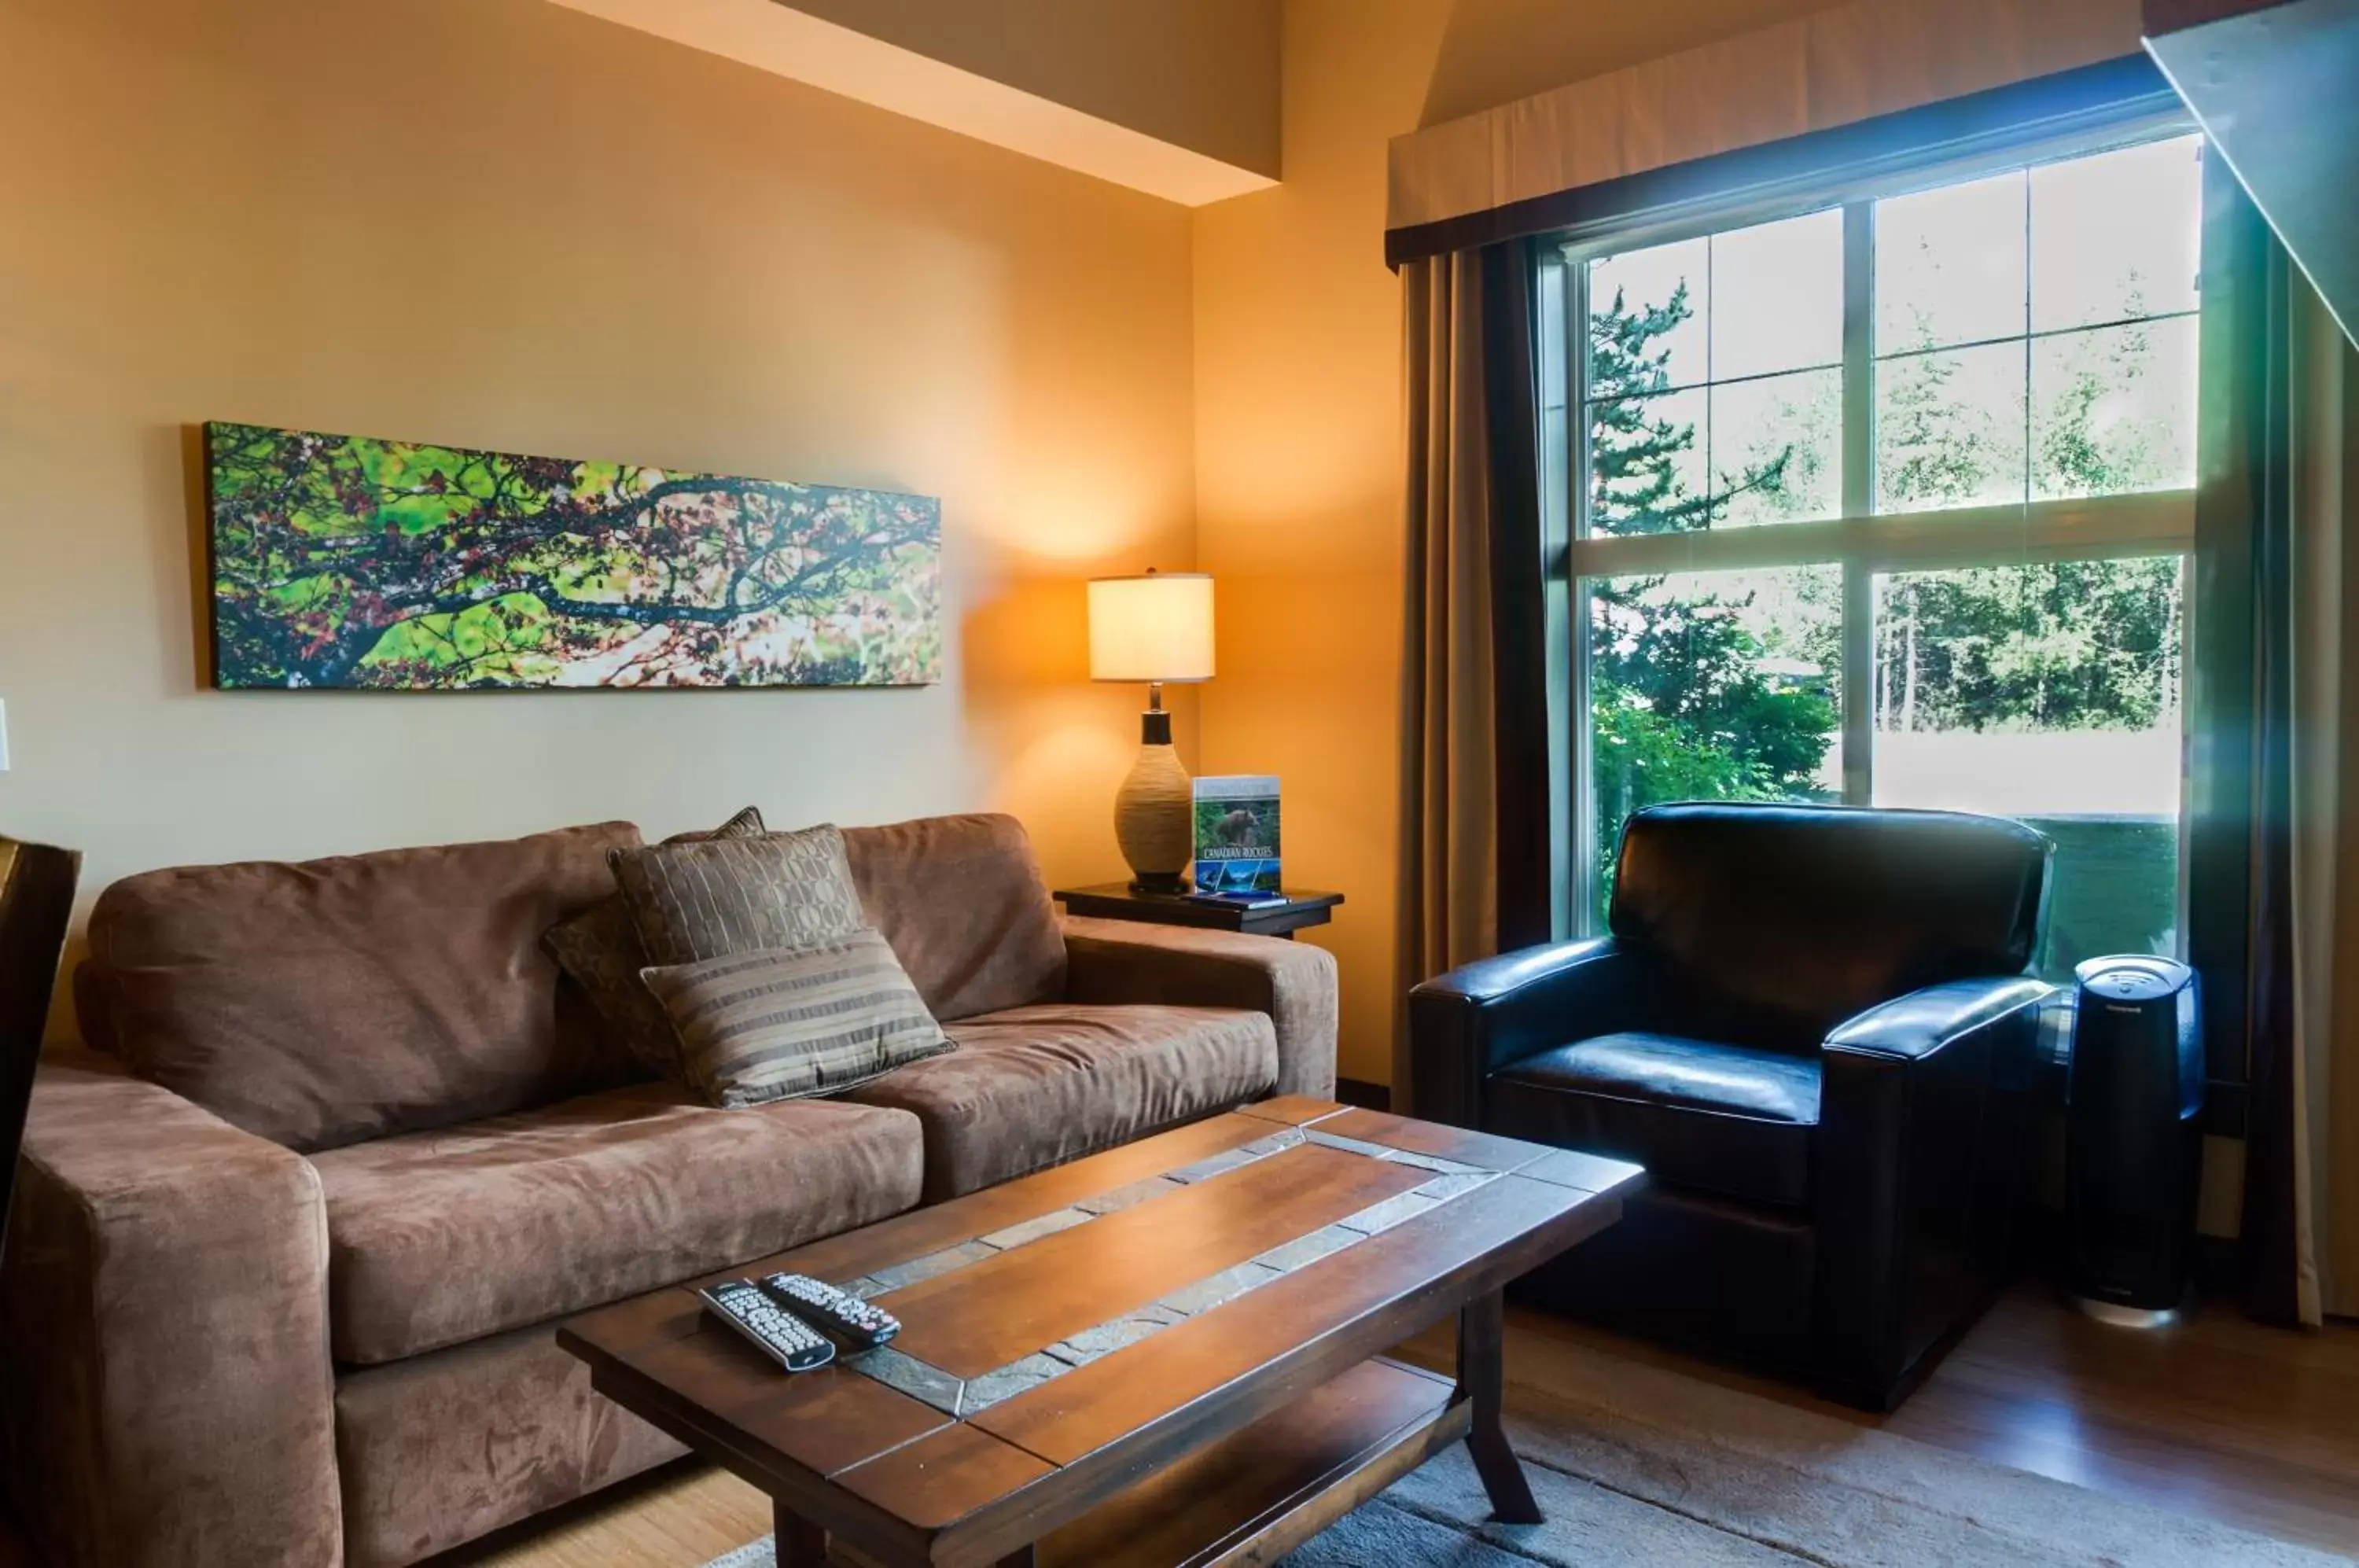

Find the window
[[1548, 131, 2204, 979]]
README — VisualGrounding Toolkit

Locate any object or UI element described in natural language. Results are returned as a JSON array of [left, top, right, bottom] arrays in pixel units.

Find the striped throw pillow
[[640, 929, 953, 1107]]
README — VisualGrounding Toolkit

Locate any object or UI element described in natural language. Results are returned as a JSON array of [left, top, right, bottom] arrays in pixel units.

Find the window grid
[[1556, 134, 2201, 941]]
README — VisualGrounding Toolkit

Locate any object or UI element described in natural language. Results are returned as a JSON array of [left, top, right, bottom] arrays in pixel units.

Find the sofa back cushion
[[841, 814, 1065, 1021], [1610, 803, 2049, 1053], [85, 822, 643, 1151]]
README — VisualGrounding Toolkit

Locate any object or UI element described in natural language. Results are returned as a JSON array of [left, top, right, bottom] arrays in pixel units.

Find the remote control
[[758, 1272, 901, 1349], [697, 1280, 835, 1372]]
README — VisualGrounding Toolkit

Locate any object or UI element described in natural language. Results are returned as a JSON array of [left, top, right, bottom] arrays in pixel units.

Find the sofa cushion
[[334, 1321, 683, 1568], [86, 822, 644, 1152], [842, 814, 1065, 1021], [311, 1081, 923, 1364], [1487, 1032, 1820, 1208], [841, 1003, 1277, 1200]]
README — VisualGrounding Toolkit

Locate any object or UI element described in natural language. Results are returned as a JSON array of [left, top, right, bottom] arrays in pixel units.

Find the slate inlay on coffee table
[[559, 1098, 1643, 1568]]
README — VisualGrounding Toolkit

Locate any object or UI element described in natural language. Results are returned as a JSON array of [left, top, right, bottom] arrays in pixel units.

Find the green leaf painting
[[204, 422, 941, 690]]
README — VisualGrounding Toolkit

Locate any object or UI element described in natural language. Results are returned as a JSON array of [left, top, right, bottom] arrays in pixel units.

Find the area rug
[[703, 1337, 2353, 1567]]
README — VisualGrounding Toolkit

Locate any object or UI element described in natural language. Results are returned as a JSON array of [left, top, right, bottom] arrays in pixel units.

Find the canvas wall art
[[204, 421, 941, 690]]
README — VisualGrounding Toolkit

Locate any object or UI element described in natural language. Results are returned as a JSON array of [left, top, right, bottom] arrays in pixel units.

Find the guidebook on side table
[[1192, 775, 1281, 896]]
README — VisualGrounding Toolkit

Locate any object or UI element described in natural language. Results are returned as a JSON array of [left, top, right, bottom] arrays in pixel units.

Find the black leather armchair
[[1408, 803, 2052, 1409]]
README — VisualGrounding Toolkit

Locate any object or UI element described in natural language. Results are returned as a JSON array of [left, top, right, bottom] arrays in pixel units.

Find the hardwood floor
[[444, 1281, 2359, 1567], [1462, 1285, 2359, 1558]]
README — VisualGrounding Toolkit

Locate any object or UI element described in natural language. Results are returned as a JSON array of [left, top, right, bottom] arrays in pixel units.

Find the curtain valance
[[1386, 0, 2151, 266]]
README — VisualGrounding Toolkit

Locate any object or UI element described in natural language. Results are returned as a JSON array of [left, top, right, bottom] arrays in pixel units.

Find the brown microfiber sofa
[[0, 812, 1335, 1568]]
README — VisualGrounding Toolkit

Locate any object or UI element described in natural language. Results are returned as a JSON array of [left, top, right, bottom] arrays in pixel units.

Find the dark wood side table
[[1054, 883, 1342, 940]]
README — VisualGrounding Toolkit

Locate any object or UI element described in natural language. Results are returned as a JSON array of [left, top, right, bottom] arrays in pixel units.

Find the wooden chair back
[[0, 839, 79, 1261]]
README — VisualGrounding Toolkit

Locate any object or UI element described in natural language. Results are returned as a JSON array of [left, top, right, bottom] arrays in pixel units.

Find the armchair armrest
[[1815, 975, 2052, 1408], [1824, 976, 2052, 1061], [1405, 937, 1656, 1127], [1, 1052, 341, 1568], [1060, 915, 1338, 1099]]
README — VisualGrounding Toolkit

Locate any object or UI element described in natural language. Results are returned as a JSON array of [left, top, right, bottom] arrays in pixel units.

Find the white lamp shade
[[1087, 572, 1214, 683]]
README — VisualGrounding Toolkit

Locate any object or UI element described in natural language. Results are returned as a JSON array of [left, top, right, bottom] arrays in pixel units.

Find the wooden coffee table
[[559, 1097, 1642, 1567]]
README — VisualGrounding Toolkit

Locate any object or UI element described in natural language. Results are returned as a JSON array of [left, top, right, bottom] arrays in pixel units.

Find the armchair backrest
[[1610, 803, 2050, 1053]]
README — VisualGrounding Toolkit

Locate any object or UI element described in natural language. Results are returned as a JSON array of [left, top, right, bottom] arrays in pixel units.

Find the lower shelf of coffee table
[[829, 1355, 1466, 1568], [1040, 1355, 1466, 1568]]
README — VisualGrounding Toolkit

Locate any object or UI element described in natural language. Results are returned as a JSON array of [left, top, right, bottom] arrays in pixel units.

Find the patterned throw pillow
[[665, 804, 767, 846], [611, 823, 866, 968], [640, 930, 954, 1106], [543, 805, 767, 1078]]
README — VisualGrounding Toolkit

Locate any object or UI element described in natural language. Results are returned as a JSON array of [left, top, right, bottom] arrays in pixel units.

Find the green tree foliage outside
[[1584, 259, 2185, 930], [1585, 278, 1839, 919], [1875, 312, 2183, 736], [207, 423, 941, 690]]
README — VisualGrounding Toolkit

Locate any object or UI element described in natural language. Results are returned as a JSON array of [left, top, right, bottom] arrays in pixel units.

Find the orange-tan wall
[[1193, 0, 1916, 1087], [0, 0, 1201, 1018], [1194, 0, 1455, 1086]]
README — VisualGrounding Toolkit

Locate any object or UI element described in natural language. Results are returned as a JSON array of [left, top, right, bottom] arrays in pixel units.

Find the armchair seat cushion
[[1488, 1032, 1820, 1209], [842, 1003, 1278, 1199], [312, 1083, 924, 1365]]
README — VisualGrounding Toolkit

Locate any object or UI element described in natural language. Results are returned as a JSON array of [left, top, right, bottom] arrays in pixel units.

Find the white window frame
[[1549, 112, 2203, 939]]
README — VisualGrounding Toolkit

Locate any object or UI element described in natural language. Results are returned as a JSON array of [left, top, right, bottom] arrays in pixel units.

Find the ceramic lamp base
[[1113, 725, 1192, 893]]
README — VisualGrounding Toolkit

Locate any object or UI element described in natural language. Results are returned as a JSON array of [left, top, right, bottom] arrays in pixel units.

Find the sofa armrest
[[1404, 938, 1654, 1128], [1815, 975, 2052, 1408], [1, 1051, 342, 1568], [1060, 915, 1338, 1099]]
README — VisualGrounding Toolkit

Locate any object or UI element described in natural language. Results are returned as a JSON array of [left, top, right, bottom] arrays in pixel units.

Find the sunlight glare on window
[[2031, 137, 2203, 331], [1875, 170, 2026, 354]]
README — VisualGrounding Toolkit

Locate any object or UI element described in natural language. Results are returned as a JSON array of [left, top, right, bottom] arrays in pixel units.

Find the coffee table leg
[[775, 1503, 828, 1566], [1456, 1287, 1542, 1524]]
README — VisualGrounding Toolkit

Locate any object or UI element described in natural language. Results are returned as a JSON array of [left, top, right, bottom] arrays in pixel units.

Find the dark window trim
[[1386, 54, 2183, 270]]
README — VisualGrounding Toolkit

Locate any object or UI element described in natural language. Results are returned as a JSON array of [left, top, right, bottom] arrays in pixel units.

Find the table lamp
[[1087, 569, 1214, 892]]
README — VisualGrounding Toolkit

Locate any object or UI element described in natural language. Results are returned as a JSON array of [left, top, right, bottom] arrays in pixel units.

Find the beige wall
[[789, 0, 1283, 177], [1419, 0, 1846, 127], [0, 0, 1202, 1032]]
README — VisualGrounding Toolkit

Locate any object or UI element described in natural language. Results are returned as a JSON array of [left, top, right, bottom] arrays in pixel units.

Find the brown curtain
[[2285, 274, 2359, 1324], [1395, 241, 1549, 1105]]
